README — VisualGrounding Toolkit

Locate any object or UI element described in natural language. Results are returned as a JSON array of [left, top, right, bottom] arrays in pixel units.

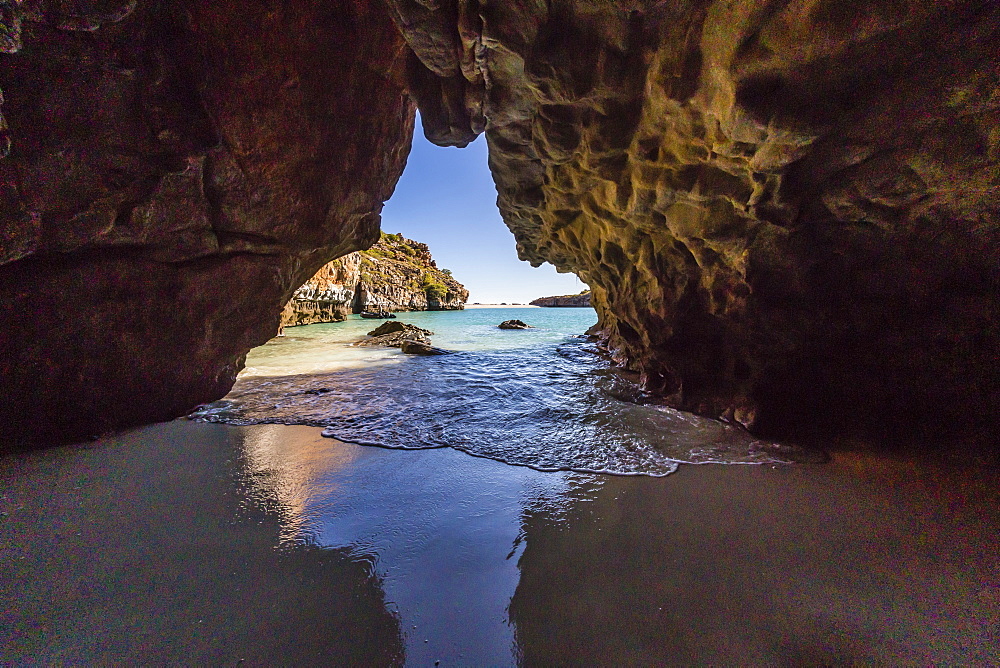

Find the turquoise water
[[192, 307, 792, 475]]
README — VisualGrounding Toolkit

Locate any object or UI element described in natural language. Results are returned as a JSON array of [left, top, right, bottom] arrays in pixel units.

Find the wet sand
[[2, 421, 998, 664]]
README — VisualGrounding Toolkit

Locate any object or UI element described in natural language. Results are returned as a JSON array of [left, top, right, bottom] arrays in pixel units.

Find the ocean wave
[[190, 339, 813, 476]]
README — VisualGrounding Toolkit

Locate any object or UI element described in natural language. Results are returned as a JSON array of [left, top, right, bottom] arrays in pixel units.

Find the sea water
[[191, 307, 799, 475]]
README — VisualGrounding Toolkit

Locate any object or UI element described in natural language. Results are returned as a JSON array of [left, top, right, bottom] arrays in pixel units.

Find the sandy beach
[[3, 420, 998, 664]]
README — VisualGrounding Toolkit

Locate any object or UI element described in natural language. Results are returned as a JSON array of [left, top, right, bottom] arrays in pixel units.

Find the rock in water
[[356, 331, 430, 348], [367, 322, 433, 337], [498, 320, 533, 330], [400, 340, 450, 355]]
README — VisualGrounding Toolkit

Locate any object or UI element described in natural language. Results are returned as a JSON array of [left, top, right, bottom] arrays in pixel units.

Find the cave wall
[[0, 1, 415, 444], [1, 0, 998, 447], [394, 0, 1000, 443]]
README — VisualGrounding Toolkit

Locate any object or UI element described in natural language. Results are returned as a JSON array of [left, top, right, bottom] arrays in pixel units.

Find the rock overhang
[[1, 0, 998, 448]]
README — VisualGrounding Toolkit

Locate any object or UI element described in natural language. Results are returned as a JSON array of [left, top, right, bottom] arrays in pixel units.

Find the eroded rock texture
[[281, 232, 468, 328], [0, 1, 414, 444], [280, 253, 363, 328], [396, 0, 1000, 442], [2, 0, 998, 447]]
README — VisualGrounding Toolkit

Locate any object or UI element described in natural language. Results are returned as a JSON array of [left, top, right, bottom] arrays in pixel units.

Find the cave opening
[[377, 119, 584, 306]]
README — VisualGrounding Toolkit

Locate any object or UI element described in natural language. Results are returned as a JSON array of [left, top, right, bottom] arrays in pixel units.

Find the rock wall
[[530, 292, 592, 308], [280, 253, 362, 328], [281, 232, 468, 327], [2, 1, 998, 448], [395, 0, 1000, 443], [0, 1, 414, 445], [354, 232, 469, 313]]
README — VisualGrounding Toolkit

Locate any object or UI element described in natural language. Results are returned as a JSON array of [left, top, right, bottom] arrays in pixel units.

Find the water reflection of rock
[[509, 457, 1000, 664], [240, 424, 362, 546], [235, 428, 572, 665]]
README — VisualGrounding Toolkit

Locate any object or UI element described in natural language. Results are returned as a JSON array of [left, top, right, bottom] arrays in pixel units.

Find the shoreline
[[3, 420, 998, 663], [463, 303, 541, 308]]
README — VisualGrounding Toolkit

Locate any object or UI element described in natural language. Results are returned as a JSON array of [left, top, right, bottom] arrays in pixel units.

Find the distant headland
[[530, 290, 592, 307]]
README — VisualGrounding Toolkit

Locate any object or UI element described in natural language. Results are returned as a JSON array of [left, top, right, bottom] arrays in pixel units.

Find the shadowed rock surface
[[0, 1, 413, 445], [1, 1, 998, 447], [395, 0, 1000, 444]]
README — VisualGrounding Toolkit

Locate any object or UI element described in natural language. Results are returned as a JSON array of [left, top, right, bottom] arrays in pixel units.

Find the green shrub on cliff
[[421, 273, 448, 301]]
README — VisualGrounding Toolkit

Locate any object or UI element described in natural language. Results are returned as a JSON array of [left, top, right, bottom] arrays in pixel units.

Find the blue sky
[[379, 124, 585, 304]]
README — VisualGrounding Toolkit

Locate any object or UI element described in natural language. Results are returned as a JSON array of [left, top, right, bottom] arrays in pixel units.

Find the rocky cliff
[[281, 232, 468, 327], [531, 292, 592, 308], [1, 1, 998, 448]]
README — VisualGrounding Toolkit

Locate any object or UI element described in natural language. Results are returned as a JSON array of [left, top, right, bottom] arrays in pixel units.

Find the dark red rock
[[0, 0, 414, 446]]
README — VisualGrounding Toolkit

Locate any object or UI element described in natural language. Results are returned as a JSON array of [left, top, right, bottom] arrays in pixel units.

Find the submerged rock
[[498, 320, 533, 330], [400, 340, 449, 355]]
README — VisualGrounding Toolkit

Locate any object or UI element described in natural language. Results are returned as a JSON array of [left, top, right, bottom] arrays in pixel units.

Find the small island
[[530, 290, 592, 307]]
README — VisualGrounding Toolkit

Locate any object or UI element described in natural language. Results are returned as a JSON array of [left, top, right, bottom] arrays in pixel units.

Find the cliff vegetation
[[282, 231, 468, 328]]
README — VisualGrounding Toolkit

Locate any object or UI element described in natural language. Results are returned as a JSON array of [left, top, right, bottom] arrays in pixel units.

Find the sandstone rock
[[3, 0, 999, 448], [357, 331, 430, 348], [498, 320, 532, 330], [281, 231, 468, 329], [281, 253, 362, 328], [400, 340, 449, 355], [0, 0, 414, 445], [395, 0, 1000, 443], [531, 292, 592, 308], [367, 321, 433, 337], [354, 232, 469, 313]]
